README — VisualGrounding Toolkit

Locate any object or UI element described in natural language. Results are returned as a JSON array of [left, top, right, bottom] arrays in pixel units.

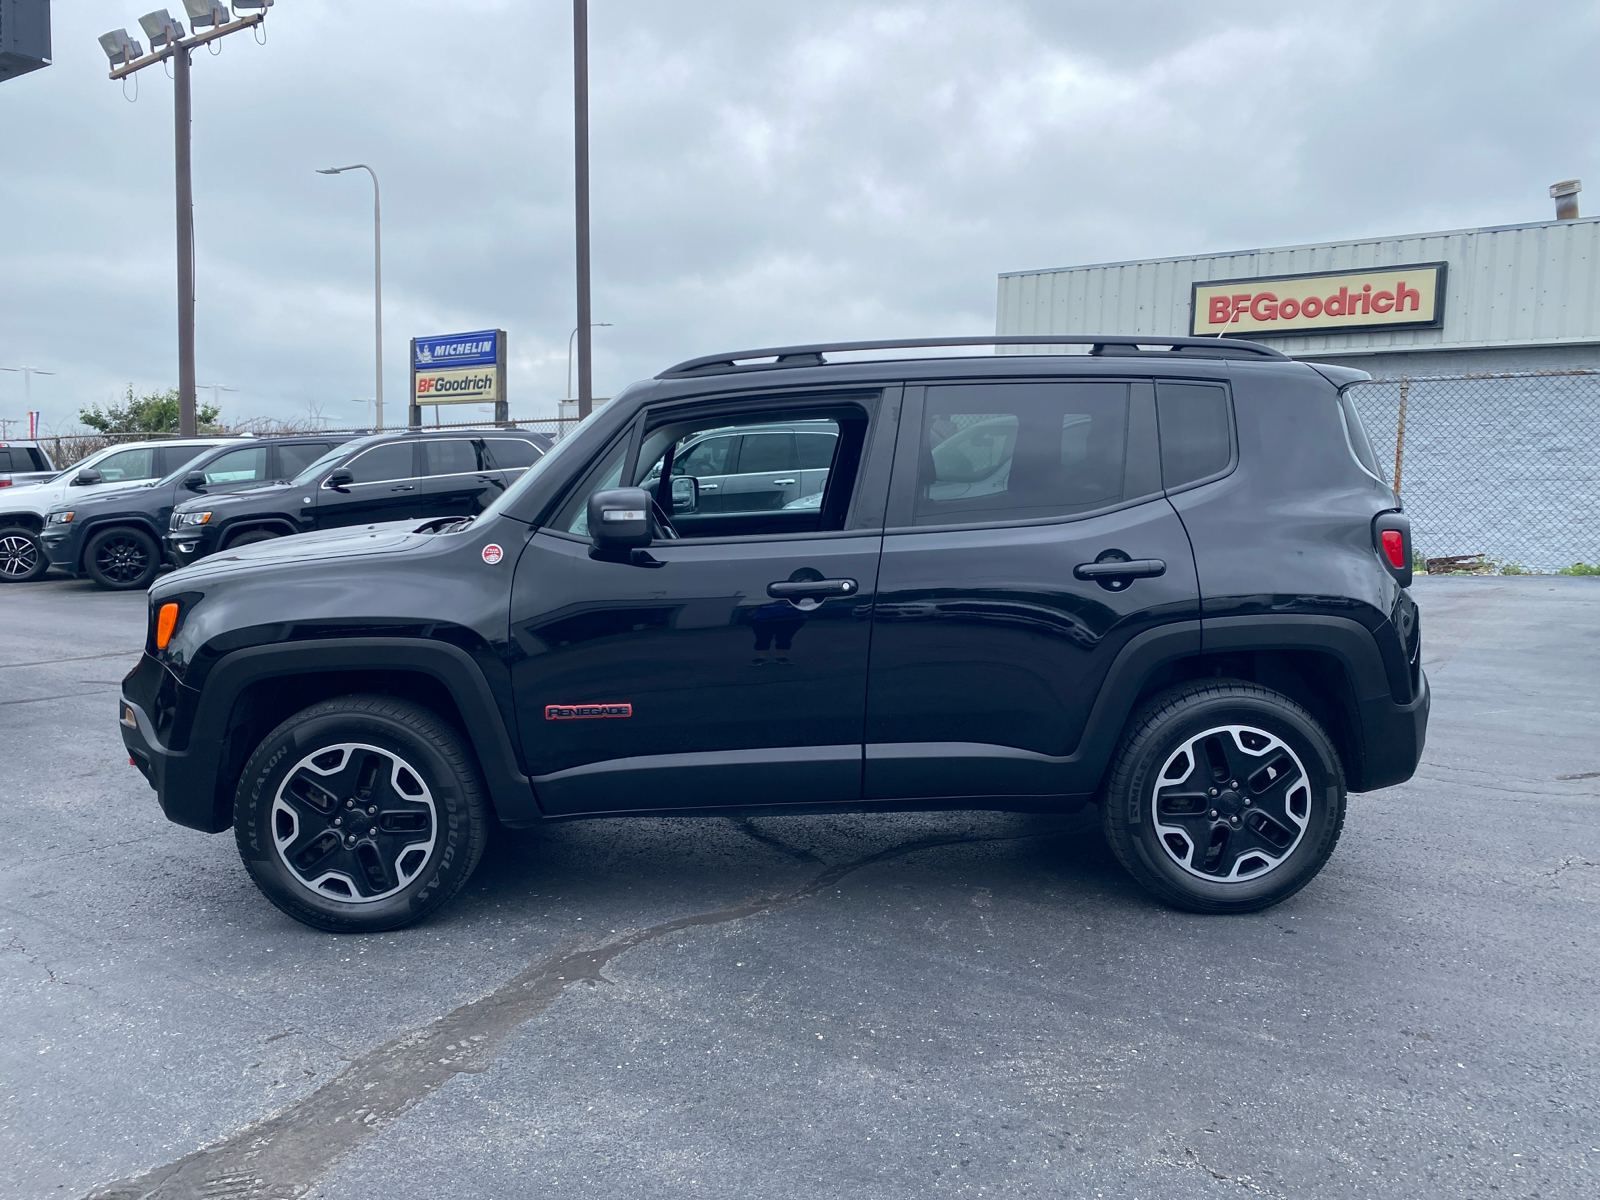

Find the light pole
[[573, 0, 594, 419], [98, 3, 274, 438], [567, 322, 611, 402], [317, 164, 385, 431]]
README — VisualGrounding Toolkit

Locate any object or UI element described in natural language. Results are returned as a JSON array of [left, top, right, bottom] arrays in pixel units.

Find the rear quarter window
[[1155, 382, 1233, 488]]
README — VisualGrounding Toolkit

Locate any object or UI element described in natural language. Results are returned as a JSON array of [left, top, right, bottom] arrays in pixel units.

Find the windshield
[[290, 442, 357, 486]]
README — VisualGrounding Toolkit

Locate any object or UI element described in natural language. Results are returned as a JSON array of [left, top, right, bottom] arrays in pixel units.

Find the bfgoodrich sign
[[1191, 263, 1446, 338]]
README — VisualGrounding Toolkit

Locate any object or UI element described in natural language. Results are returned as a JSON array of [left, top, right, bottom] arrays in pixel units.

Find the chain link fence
[[1344, 370, 1600, 574], [37, 415, 583, 471]]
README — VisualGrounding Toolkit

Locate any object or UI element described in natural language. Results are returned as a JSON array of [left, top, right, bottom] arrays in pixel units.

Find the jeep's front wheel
[[1101, 681, 1347, 914], [234, 695, 489, 932]]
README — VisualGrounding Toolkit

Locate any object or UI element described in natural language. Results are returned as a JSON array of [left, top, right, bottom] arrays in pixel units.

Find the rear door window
[[347, 442, 417, 484], [278, 442, 335, 478], [673, 435, 734, 478], [485, 438, 543, 469], [736, 432, 798, 474], [94, 447, 158, 482], [201, 446, 270, 485], [422, 439, 483, 476], [1155, 382, 1233, 489], [912, 382, 1133, 525]]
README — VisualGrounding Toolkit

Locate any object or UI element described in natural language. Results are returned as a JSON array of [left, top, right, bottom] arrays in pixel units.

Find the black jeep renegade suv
[[119, 336, 1427, 932]]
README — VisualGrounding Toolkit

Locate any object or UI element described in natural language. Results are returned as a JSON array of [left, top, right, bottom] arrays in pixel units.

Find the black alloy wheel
[[0, 526, 48, 582], [225, 529, 280, 549], [1100, 680, 1347, 914], [234, 695, 490, 933], [84, 526, 161, 591]]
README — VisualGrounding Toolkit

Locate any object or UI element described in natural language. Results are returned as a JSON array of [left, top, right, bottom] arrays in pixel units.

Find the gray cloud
[[2, 1, 1593, 431]]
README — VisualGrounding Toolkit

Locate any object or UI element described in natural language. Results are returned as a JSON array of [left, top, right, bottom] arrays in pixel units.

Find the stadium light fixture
[[97, 2, 273, 437], [137, 10, 185, 51], [97, 29, 145, 67], [182, 1, 231, 31]]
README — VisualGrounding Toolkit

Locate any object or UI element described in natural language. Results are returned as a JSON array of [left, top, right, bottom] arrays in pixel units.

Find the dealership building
[[996, 194, 1600, 378]]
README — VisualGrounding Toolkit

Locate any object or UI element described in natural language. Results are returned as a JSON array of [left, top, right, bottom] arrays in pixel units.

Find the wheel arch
[[184, 638, 538, 834], [80, 516, 166, 573], [220, 518, 298, 548], [0, 512, 44, 535]]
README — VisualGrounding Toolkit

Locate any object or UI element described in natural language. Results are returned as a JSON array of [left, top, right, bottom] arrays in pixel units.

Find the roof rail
[[657, 335, 1287, 378]]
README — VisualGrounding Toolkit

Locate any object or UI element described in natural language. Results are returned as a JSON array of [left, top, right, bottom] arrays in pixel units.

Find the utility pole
[[99, 5, 271, 438], [573, 0, 593, 420]]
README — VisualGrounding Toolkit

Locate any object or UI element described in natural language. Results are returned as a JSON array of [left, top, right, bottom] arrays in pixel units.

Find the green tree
[[79, 385, 221, 434]]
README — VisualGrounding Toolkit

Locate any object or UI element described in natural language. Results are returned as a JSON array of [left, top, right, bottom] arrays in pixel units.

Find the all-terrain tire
[[1100, 679, 1347, 914], [234, 694, 490, 933]]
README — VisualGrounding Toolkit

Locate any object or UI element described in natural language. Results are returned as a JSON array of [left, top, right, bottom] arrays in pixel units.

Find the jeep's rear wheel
[[234, 695, 489, 932], [0, 526, 48, 582], [1101, 680, 1346, 914], [84, 525, 161, 590]]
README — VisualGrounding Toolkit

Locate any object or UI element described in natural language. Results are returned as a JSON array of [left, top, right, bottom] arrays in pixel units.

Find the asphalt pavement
[[2, 574, 1597, 1199]]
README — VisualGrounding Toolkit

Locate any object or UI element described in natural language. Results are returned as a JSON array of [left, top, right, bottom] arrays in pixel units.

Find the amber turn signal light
[[155, 601, 179, 649]]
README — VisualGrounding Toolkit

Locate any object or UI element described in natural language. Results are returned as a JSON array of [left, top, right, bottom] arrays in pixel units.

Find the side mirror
[[588, 487, 652, 556], [184, 471, 207, 491], [325, 468, 354, 491], [74, 468, 103, 486], [671, 475, 698, 513]]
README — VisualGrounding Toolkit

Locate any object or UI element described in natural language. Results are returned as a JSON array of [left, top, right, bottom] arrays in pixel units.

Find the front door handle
[[700, 483, 719, 490], [390, 484, 416, 492], [771, 478, 796, 486], [768, 577, 858, 599], [1074, 558, 1165, 580]]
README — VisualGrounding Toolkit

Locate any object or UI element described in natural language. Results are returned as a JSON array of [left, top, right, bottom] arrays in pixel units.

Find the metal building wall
[[996, 217, 1600, 359]]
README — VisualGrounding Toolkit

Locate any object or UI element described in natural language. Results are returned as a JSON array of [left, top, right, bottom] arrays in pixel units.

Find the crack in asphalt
[[1546, 856, 1597, 877], [0, 649, 140, 670], [1, 933, 94, 991], [728, 815, 824, 864], [84, 828, 1041, 1200]]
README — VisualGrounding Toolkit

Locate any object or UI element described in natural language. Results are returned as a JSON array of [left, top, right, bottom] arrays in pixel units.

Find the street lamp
[[573, 0, 594, 419], [97, 2, 274, 438], [317, 164, 385, 431], [567, 322, 611, 402]]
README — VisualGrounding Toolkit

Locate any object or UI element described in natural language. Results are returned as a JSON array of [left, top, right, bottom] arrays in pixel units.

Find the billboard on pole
[[0, 0, 52, 83]]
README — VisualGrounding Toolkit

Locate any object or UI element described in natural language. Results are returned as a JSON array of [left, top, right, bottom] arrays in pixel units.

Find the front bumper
[[164, 530, 213, 567], [39, 524, 84, 573], [120, 653, 227, 833]]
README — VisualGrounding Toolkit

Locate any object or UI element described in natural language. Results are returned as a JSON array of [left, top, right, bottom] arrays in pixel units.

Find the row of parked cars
[[0, 428, 552, 588]]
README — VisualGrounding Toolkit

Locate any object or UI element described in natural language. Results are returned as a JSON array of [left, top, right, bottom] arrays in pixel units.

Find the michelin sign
[[411, 330, 507, 416]]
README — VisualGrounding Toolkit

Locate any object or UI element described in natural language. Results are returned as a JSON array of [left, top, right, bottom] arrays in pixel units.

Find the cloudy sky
[[1, 1, 1593, 432]]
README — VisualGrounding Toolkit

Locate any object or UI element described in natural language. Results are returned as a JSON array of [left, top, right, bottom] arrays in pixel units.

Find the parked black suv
[[163, 427, 551, 568], [41, 435, 356, 590], [119, 336, 1427, 932]]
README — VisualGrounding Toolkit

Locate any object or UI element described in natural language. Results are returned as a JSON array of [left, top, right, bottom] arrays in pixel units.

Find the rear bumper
[[1352, 666, 1429, 791]]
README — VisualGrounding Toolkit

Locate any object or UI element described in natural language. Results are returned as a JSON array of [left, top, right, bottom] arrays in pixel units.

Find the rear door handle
[[768, 577, 858, 599], [1073, 558, 1165, 580], [390, 484, 416, 492], [700, 483, 719, 490], [772, 478, 796, 486]]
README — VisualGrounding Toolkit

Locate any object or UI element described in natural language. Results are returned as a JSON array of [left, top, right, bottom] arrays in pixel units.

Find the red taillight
[[0, 477, 11, 487], [1381, 528, 1405, 569]]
